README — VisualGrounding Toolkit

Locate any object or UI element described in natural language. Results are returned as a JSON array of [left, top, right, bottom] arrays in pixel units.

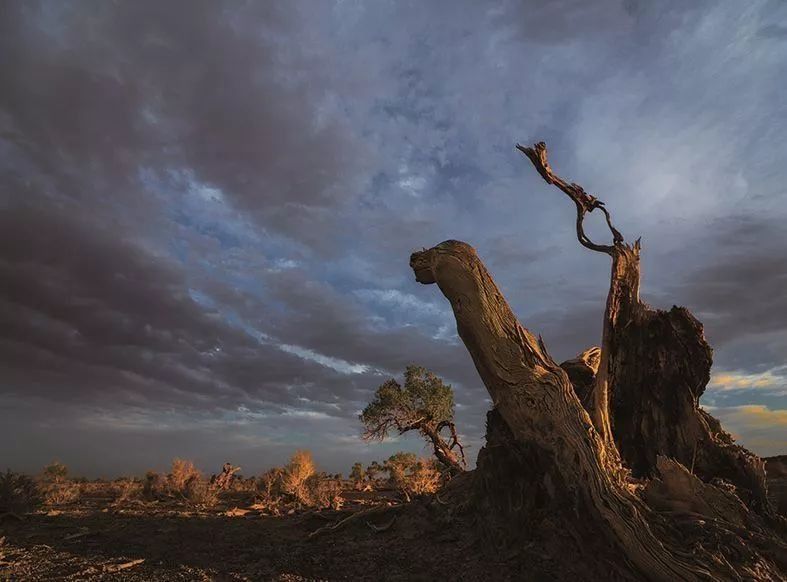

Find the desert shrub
[[142, 470, 169, 500], [256, 452, 343, 509], [112, 478, 142, 504], [385, 452, 417, 490], [383, 452, 441, 498], [0, 470, 41, 514], [305, 474, 343, 509], [256, 467, 286, 505], [41, 480, 81, 506], [183, 478, 220, 508], [349, 462, 366, 490], [229, 476, 257, 493], [42, 461, 68, 482], [169, 458, 202, 492], [142, 460, 217, 506], [365, 460, 384, 487], [39, 462, 80, 506], [408, 458, 441, 495], [281, 450, 316, 502]]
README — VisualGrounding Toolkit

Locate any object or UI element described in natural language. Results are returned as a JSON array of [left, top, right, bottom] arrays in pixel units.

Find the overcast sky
[[1, 1, 786, 478]]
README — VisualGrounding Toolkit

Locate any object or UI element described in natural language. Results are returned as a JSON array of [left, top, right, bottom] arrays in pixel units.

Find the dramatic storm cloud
[[1, 0, 785, 476]]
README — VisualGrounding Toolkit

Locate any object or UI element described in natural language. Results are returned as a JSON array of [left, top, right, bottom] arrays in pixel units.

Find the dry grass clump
[[281, 450, 316, 502], [257, 467, 286, 506], [408, 458, 441, 495], [169, 458, 202, 492], [142, 459, 219, 507], [143, 470, 169, 500], [39, 462, 81, 506], [111, 478, 143, 504], [183, 478, 220, 507], [0, 469, 41, 514], [255, 450, 342, 510], [384, 452, 442, 499]]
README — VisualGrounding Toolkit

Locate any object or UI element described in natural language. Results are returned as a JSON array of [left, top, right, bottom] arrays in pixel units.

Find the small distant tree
[[349, 462, 365, 490], [42, 461, 69, 482], [360, 365, 466, 475], [0, 470, 41, 514], [282, 450, 316, 499], [366, 461, 383, 486], [39, 462, 80, 506], [384, 452, 417, 488]]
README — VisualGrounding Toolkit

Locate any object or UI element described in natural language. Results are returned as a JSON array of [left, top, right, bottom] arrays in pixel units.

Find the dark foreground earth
[[0, 491, 521, 581], [2, 458, 785, 581]]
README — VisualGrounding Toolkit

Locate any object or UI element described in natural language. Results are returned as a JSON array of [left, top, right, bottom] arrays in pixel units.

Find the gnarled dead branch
[[517, 142, 769, 512]]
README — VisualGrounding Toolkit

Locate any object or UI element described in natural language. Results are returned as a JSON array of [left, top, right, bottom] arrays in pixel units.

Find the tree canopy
[[360, 365, 465, 474]]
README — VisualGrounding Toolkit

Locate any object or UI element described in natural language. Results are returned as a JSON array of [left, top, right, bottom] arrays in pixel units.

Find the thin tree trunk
[[423, 425, 465, 475]]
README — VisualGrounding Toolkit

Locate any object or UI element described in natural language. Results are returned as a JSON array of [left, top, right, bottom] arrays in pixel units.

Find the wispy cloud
[[1, 0, 785, 474], [708, 367, 787, 394]]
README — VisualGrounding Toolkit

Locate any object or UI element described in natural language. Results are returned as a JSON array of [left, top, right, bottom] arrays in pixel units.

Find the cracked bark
[[406, 142, 784, 579], [518, 142, 769, 512]]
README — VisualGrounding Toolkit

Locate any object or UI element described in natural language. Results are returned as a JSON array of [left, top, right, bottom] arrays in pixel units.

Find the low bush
[[111, 478, 143, 504], [0, 470, 41, 514], [39, 462, 80, 506], [256, 451, 343, 510], [169, 458, 201, 492], [384, 452, 442, 499], [142, 459, 218, 507]]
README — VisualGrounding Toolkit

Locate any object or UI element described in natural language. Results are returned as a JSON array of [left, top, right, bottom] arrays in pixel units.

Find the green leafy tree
[[360, 365, 466, 475], [42, 461, 68, 482]]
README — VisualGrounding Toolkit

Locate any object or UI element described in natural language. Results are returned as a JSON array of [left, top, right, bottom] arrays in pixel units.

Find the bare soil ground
[[0, 487, 519, 581]]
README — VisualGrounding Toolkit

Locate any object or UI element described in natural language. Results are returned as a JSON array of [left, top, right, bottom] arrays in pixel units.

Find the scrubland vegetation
[[0, 445, 464, 579], [0, 449, 448, 517], [0, 366, 469, 579], [2, 361, 783, 580]]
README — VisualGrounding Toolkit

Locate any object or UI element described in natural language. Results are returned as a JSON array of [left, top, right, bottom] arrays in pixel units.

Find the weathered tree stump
[[406, 142, 785, 579]]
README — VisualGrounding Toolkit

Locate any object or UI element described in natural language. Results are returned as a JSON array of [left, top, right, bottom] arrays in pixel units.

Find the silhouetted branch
[[516, 141, 624, 255]]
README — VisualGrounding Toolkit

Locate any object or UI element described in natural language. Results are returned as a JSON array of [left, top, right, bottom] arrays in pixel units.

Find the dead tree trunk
[[560, 346, 601, 406], [423, 424, 466, 476], [518, 142, 770, 513], [407, 141, 785, 578], [410, 241, 784, 580]]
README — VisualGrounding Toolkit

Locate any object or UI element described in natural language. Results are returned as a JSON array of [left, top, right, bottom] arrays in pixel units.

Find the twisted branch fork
[[438, 420, 467, 467], [516, 142, 625, 256]]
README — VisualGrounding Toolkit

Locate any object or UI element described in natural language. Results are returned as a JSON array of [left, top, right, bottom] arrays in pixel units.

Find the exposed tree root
[[307, 505, 403, 539], [365, 515, 397, 533]]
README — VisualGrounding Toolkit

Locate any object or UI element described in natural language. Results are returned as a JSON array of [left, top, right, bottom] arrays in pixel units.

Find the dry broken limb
[[104, 558, 145, 573], [517, 142, 769, 513], [211, 463, 241, 491], [407, 141, 785, 580], [307, 504, 403, 539]]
